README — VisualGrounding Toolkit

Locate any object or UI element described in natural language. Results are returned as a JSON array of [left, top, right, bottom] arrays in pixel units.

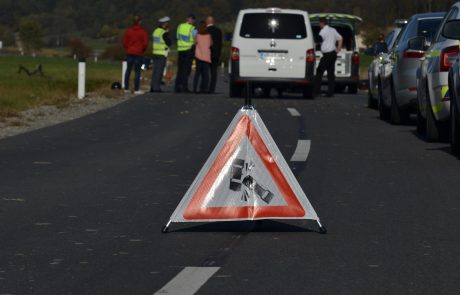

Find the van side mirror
[[408, 36, 428, 51], [442, 19, 460, 40]]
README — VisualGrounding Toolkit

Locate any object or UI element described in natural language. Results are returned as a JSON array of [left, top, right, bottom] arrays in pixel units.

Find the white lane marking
[[154, 267, 220, 295], [287, 107, 301, 117], [290, 140, 311, 162]]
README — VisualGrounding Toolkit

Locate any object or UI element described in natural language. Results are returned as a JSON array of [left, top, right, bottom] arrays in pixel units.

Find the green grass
[[0, 56, 121, 116], [359, 53, 373, 70]]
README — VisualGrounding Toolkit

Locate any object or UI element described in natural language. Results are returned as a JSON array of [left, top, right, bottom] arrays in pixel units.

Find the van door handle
[[268, 68, 277, 72]]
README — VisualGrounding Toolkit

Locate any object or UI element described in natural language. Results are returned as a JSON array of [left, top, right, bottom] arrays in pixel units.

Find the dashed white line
[[287, 107, 301, 117], [290, 140, 311, 162], [154, 267, 220, 295]]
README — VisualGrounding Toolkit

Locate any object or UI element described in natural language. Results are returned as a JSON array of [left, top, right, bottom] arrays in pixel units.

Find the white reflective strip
[[287, 108, 301, 117], [290, 140, 311, 162], [154, 267, 220, 295]]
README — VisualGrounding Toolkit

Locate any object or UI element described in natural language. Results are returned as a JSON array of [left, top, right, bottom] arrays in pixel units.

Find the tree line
[[0, 0, 458, 51]]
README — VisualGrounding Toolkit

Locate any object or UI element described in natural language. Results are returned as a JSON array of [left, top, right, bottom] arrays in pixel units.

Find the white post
[[221, 61, 225, 75], [121, 60, 128, 89], [78, 58, 86, 99]]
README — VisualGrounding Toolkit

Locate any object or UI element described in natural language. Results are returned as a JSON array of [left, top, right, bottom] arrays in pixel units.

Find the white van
[[310, 13, 363, 94], [229, 8, 316, 99]]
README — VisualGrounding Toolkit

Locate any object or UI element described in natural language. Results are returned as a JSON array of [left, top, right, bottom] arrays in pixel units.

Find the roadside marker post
[[162, 82, 326, 234], [77, 58, 86, 99], [121, 60, 128, 89]]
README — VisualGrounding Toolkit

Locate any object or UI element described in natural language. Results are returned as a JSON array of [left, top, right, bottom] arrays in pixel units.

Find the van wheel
[[451, 96, 460, 154], [229, 81, 242, 98], [303, 86, 315, 99], [348, 84, 358, 94], [335, 85, 346, 93]]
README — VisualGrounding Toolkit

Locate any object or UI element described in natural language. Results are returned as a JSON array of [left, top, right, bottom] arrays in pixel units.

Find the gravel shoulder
[[0, 92, 134, 140]]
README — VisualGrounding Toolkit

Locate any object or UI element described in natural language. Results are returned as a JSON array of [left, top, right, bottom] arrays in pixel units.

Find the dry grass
[[0, 56, 121, 117]]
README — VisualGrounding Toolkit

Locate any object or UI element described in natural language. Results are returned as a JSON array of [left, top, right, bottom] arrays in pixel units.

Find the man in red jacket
[[122, 15, 148, 94]]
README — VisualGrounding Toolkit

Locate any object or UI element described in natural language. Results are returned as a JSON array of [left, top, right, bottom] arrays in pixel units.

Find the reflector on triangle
[[165, 108, 322, 227]]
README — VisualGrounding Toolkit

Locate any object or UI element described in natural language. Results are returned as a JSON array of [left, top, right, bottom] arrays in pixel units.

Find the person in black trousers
[[206, 16, 222, 94], [314, 17, 343, 97]]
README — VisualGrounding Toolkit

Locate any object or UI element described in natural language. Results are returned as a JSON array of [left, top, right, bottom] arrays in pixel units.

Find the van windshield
[[240, 13, 307, 39]]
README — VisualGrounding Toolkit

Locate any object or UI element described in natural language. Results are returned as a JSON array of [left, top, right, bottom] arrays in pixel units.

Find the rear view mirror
[[442, 19, 460, 40], [408, 36, 428, 51]]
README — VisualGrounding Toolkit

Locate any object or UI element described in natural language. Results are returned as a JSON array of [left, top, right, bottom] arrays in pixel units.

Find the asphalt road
[[1, 81, 460, 294]]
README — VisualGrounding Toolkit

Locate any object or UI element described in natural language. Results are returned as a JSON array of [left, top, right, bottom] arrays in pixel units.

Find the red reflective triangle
[[183, 115, 306, 220]]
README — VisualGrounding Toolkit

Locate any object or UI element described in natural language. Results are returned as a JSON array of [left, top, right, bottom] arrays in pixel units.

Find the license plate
[[259, 52, 286, 60]]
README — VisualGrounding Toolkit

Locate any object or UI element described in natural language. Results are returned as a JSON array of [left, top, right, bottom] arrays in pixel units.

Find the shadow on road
[[171, 220, 320, 233]]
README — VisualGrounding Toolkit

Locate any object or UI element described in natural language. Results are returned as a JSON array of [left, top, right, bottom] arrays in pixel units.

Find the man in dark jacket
[[151, 16, 172, 93], [122, 15, 148, 94], [206, 16, 222, 94]]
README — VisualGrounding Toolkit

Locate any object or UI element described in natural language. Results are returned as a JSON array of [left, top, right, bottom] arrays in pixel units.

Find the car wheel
[[378, 78, 389, 120], [416, 108, 426, 135], [348, 84, 358, 94], [426, 98, 439, 142], [303, 86, 315, 99], [229, 81, 242, 98], [426, 89, 449, 142], [390, 83, 403, 125], [451, 96, 460, 154], [367, 91, 377, 109]]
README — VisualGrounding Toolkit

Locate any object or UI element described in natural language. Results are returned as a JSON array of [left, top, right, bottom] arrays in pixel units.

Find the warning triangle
[[168, 108, 320, 223]]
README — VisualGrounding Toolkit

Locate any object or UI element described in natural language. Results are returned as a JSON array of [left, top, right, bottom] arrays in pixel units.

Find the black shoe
[[324, 93, 334, 97]]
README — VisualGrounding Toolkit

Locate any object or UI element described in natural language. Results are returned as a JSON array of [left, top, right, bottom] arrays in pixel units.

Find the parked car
[[310, 13, 362, 94], [367, 21, 406, 108], [229, 8, 316, 99], [378, 12, 445, 124], [442, 18, 460, 154], [416, 4, 460, 141]]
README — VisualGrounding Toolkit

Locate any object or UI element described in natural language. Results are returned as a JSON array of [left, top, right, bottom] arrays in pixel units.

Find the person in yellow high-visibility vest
[[150, 16, 172, 93], [174, 14, 196, 93]]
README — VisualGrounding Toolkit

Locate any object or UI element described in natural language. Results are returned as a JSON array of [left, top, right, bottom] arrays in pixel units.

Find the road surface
[[1, 84, 460, 294]]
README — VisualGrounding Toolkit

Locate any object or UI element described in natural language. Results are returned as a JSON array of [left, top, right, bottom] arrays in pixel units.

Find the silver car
[[367, 25, 403, 108], [379, 12, 445, 124], [443, 18, 460, 154], [417, 4, 460, 142]]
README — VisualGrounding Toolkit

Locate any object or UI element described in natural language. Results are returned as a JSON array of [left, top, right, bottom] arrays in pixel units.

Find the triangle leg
[[316, 219, 327, 234], [161, 220, 172, 234]]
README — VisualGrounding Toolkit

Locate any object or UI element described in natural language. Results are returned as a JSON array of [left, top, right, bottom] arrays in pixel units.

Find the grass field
[[0, 56, 121, 116]]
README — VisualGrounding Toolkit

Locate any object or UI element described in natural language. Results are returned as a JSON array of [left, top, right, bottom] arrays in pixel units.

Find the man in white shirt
[[315, 17, 343, 97]]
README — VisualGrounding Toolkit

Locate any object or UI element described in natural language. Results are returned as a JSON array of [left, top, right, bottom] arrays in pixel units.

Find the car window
[[418, 18, 444, 43], [385, 31, 395, 45], [393, 19, 411, 48], [388, 28, 402, 49], [435, 8, 459, 43], [240, 13, 307, 39]]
